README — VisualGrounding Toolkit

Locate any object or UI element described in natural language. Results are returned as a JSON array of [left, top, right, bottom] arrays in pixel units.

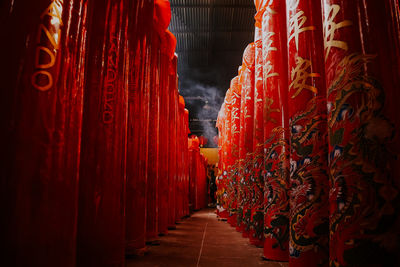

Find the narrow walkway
[[127, 209, 288, 267]]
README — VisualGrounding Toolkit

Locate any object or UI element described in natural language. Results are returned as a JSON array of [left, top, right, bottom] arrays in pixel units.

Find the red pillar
[[146, 30, 161, 242], [260, 0, 290, 261], [125, 0, 153, 255], [168, 55, 178, 227], [184, 108, 190, 216], [286, 0, 329, 265], [230, 78, 241, 227], [249, 18, 265, 248], [237, 44, 255, 236], [1, 1, 88, 265], [157, 34, 171, 235], [77, 0, 128, 265], [322, 1, 400, 266]]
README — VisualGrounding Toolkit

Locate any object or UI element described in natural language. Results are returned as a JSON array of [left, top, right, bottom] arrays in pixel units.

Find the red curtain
[[1, 0, 88, 265]]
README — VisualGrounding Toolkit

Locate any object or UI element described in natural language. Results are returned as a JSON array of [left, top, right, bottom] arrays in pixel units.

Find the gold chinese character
[[264, 97, 280, 124], [264, 61, 279, 79], [288, 10, 315, 51], [264, 32, 277, 54], [289, 56, 320, 98], [324, 4, 352, 60]]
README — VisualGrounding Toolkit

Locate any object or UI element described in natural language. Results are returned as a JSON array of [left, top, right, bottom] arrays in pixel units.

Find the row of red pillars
[[216, 0, 400, 266], [0, 0, 192, 266]]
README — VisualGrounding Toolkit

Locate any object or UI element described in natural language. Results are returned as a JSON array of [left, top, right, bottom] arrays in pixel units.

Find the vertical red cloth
[[237, 43, 255, 236], [230, 77, 241, 227], [168, 55, 178, 227], [157, 29, 176, 234], [286, 0, 329, 265], [216, 100, 229, 218], [157, 48, 170, 235], [322, 1, 400, 266], [261, 0, 290, 261], [223, 89, 235, 223], [1, 1, 88, 265], [146, 31, 161, 241], [125, 0, 153, 254], [249, 24, 265, 247], [184, 109, 190, 216], [176, 95, 185, 219], [77, 0, 128, 265]]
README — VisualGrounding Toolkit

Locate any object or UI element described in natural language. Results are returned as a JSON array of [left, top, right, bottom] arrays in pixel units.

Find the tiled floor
[[127, 209, 289, 267]]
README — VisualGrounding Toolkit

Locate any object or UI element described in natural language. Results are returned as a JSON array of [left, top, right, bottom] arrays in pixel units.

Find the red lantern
[[286, 0, 329, 265], [1, 1, 88, 265], [322, 1, 400, 266]]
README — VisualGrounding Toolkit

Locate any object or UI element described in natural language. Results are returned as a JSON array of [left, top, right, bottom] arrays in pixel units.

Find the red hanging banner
[[322, 1, 400, 266], [77, 0, 128, 265], [249, 21, 265, 247], [261, 0, 290, 261], [286, 0, 329, 265], [125, 0, 154, 254], [237, 43, 255, 236], [146, 30, 161, 242], [229, 77, 241, 227], [158, 32, 172, 235], [168, 55, 178, 227], [1, 0, 88, 265]]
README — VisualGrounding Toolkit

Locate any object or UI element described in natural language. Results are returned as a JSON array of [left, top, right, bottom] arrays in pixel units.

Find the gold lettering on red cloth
[[264, 97, 280, 124], [289, 56, 320, 98], [288, 10, 315, 51], [324, 4, 352, 60], [263, 31, 279, 80], [32, 0, 64, 91]]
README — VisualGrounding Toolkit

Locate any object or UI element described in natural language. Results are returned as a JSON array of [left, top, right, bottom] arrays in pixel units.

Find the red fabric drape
[[230, 77, 241, 227], [237, 43, 255, 236], [223, 89, 235, 223], [286, 0, 329, 265], [167, 55, 178, 227], [216, 100, 229, 218], [249, 23, 265, 247], [261, 0, 290, 261], [322, 1, 400, 266], [1, 1, 88, 265], [146, 30, 161, 241], [125, 0, 153, 254], [184, 109, 190, 216], [157, 30, 173, 235], [77, 0, 128, 265]]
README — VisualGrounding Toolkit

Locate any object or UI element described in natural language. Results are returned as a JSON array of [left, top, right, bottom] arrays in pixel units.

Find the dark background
[[169, 0, 256, 147]]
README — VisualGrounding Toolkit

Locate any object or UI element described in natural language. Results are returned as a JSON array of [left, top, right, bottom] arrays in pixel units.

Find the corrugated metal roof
[[168, 0, 256, 147], [169, 0, 255, 67]]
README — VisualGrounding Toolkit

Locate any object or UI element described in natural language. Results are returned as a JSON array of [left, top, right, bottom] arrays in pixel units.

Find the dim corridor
[[127, 209, 288, 267]]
